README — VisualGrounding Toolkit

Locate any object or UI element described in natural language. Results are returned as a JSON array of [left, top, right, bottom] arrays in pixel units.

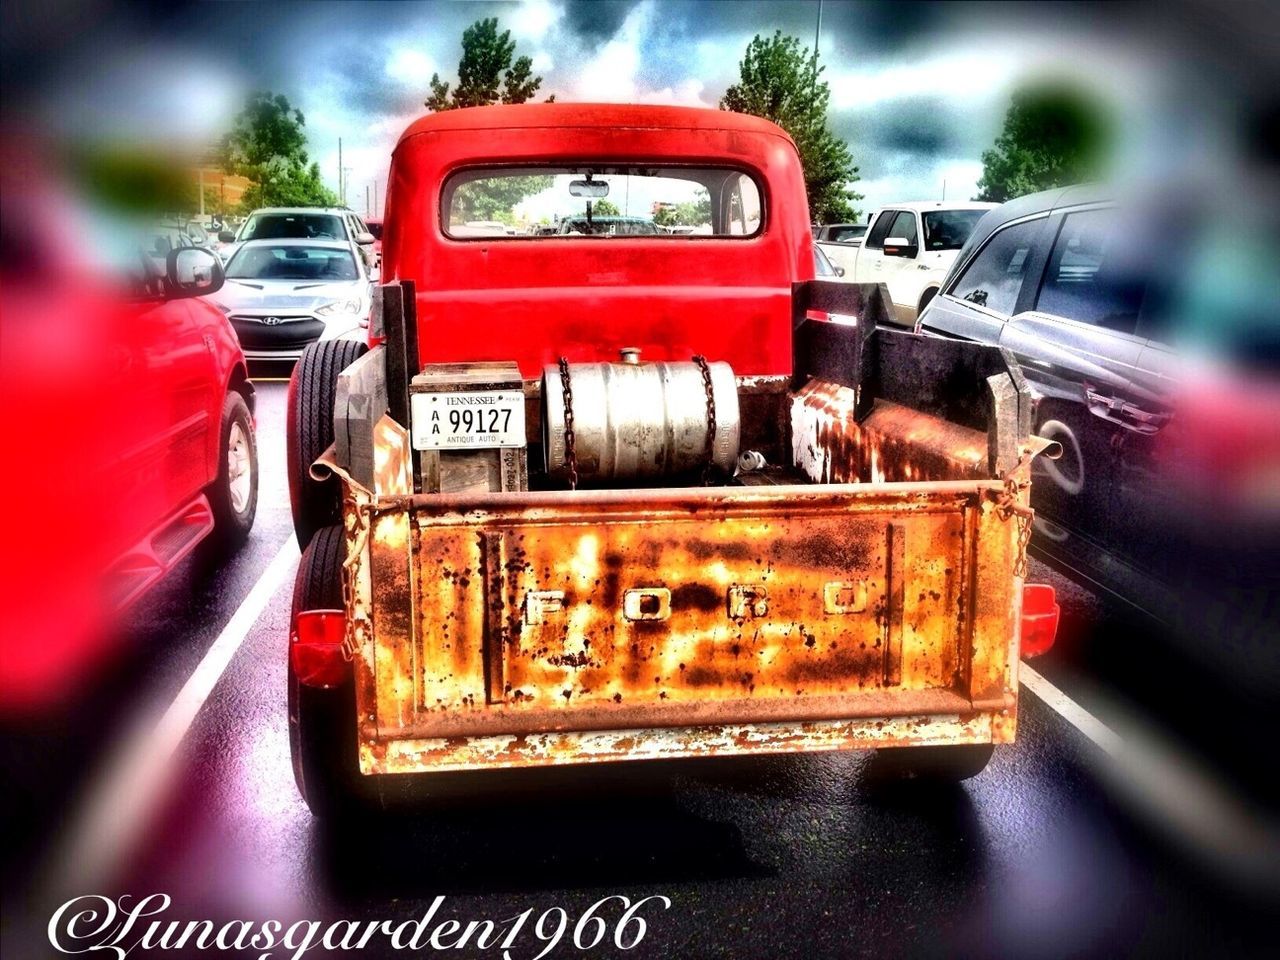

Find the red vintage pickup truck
[[285, 104, 1059, 814]]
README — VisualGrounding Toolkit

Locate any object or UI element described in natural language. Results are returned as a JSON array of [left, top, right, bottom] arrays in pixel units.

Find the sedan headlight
[[315, 298, 363, 317]]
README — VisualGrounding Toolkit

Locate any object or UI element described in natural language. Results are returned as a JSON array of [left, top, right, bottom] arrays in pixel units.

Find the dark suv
[[916, 184, 1279, 693]]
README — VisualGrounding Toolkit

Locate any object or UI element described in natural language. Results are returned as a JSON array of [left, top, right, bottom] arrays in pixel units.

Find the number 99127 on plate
[[410, 390, 527, 450]]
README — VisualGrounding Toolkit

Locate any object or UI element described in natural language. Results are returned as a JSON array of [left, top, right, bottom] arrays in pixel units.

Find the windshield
[[239, 213, 347, 242], [442, 166, 763, 239], [226, 245, 358, 281], [922, 210, 988, 251]]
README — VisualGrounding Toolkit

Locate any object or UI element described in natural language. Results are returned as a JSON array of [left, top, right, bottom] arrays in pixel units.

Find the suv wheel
[[203, 390, 258, 559]]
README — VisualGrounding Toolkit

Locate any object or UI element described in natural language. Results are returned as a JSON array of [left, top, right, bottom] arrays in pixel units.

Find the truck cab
[[284, 104, 1058, 815]]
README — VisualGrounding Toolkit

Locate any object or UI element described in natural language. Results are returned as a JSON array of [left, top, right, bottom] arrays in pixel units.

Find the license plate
[[410, 390, 526, 450]]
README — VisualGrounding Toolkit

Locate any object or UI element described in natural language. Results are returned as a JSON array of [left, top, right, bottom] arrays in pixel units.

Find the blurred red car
[[0, 150, 260, 713]]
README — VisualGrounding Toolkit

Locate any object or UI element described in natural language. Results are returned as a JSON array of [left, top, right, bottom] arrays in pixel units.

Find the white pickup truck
[[846, 201, 996, 325]]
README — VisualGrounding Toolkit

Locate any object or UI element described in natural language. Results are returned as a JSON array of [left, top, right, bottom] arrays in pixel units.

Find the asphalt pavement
[[2, 379, 1275, 960]]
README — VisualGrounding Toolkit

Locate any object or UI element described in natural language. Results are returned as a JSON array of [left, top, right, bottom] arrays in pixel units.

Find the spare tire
[[287, 339, 367, 550]]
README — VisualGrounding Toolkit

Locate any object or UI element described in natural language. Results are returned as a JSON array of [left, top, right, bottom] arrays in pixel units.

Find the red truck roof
[[382, 103, 814, 378]]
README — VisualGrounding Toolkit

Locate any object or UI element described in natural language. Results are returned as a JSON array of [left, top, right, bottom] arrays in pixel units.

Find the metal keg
[[542, 349, 740, 485]]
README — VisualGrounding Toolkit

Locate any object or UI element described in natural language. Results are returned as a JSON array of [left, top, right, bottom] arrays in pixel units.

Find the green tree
[[720, 31, 862, 223], [428, 19, 555, 224], [426, 17, 553, 110], [652, 191, 712, 227], [974, 83, 1113, 202], [591, 198, 621, 216], [219, 92, 338, 212], [72, 148, 197, 215]]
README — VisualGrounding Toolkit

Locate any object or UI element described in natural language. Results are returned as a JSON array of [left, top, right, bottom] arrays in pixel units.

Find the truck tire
[[288, 524, 363, 817], [917, 287, 938, 318], [287, 339, 367, 551], [203, 390, 258, 559], [866, 743, 994, 784]]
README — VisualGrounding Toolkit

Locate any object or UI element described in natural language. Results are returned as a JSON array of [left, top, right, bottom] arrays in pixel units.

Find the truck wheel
[[917, 287, 938, 318], [288, 524, 363, 817], [203, 390, 258, 559], [287, 339, 367, 551], [866, 743, 994, 784]]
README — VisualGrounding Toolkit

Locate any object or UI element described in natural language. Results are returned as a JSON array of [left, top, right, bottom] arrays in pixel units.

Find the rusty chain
[[692, 354, 717, 485], [996, 474, 1035, 579], [557, 357, 579, 490]]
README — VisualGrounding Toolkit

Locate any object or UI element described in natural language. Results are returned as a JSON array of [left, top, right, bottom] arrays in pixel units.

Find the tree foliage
[[452, 175, 554, 223], [974, 83, 1113, 203], [652, 190, 712, 227], [219, 92, 337, 212], [72, 148, 198, 215], [720, 31, 862, 223], [591, 198, 621, 217], [426, 17, 553, 111]]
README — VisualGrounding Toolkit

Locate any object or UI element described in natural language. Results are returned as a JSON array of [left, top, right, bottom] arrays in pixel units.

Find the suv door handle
[[1084, 388, 1171, 434]]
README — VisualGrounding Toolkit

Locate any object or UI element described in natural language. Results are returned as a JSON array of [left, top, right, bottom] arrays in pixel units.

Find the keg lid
[[619, 347, 642, 364]]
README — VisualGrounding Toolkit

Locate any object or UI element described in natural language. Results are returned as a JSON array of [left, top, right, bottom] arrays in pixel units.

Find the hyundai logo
[[262, 316, 282, 325]]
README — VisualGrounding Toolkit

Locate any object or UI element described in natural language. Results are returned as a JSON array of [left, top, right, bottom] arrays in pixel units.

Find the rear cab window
[[441, 166, 764, 239]]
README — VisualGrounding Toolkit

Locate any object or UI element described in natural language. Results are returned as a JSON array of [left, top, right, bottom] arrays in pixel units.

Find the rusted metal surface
[[338, 379, 1045, 777], [792, 380, 990, 484], [364, 711, 996, 775]]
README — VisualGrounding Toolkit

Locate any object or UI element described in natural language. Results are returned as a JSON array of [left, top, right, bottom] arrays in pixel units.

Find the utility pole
[[373, 180, 379, 216], [942, 178, 947, 201], [366, 184, 371, 218], [338, 137, 343, 204]]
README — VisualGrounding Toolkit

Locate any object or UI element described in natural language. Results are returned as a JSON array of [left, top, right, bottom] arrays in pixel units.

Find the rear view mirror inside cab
[[568, 179, 610, 199]]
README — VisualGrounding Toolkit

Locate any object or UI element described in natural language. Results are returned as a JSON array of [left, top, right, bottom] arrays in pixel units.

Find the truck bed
[[323, 285, 1051, 776]]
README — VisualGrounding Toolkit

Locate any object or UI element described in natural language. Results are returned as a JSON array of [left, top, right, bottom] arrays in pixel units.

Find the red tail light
[[290, 609, 349, 688], [1020, 584, 1059, 657]]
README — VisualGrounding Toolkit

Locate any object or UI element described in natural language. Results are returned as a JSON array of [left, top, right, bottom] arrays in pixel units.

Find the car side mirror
[[165, 247, 224, 300], [882, 237, 919, 258], [218, 229, 236, 243], [355, 231, 375, 244]]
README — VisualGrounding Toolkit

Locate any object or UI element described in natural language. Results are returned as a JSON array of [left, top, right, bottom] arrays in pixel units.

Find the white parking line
[[1020, 662, 1123, 756], [49, 535, 298, 893], [1020, 660, 1280, 890]]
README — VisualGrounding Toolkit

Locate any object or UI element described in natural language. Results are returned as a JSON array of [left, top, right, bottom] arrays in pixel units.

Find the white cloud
[[385, 48, 436, 86], [509, 0, 564, 43], [828, 51, 1020, 111], [572, 0, 652, 102]]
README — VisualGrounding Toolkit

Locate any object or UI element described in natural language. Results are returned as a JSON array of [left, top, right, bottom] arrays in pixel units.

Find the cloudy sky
[[5, 0, 1266, 216]]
